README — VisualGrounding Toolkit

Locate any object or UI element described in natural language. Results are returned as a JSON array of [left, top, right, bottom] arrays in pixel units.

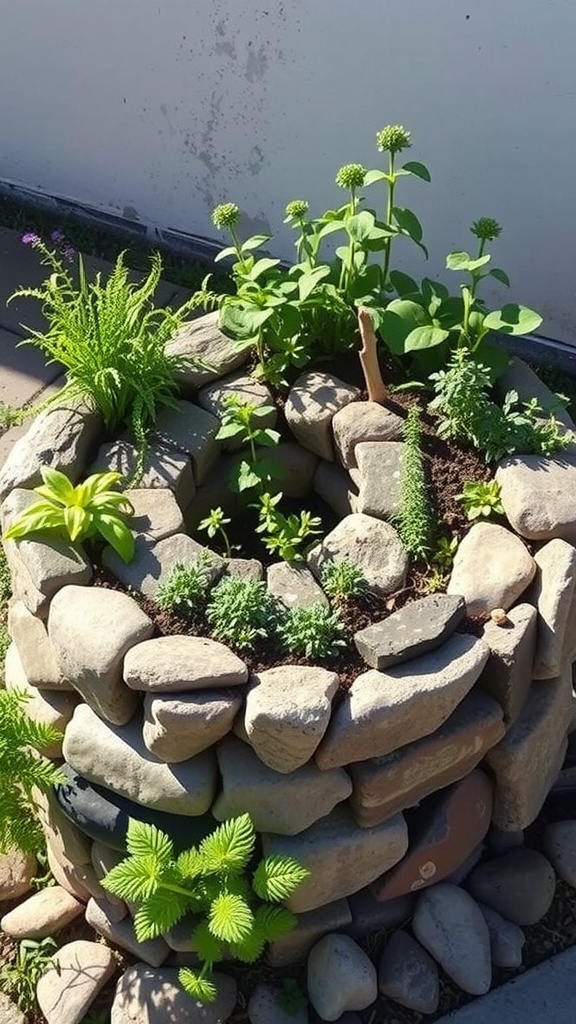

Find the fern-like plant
[[102, 814, 309, 1004], [155, 555, 215, 620], [0, 690, 64, 854], [277, 602, 346, 659], [206, 576, 279, 651], [396, 405, 431, 559]]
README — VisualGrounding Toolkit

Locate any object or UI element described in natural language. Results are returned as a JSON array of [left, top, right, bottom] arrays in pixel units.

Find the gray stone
[[198, 371, 276, 450], [36, 940, 116, 1024], [124, 635, 248, 692], [183, 455, 243, 531], [212, 735, 352, 835], [316, 633, 490, 770], [350, 689, 504, 827], [346, 890, 415, 939], [0, 885, 84, 939], [332, 401, 404, 469], [48, 585, 153, 725], [307, 513, 408, 598], [248, 983, 309, 1024], [354, 593, 466, 670], [262, 807, 408, 913], [378, 929, 439, 1014], [264, 442, 319, 499], [110, 961, 236, 1023], [468, 849, 556, 925], [352, 441, 405, 519], [89, 438, 195, 508], [3, 544, 49, 618], [488, 826, 525, 854], [307, 934, 377, 1021], [0, 849, 37, 902], [244, 665, 338, 773], [165, 309, 249, 387], [5, 644, 78, 755], [478, 603, 538, 725], [153, 399, 220, 484], [34, 787, 106, 904], [444, 842, 486, 887], [63, 704, 218, 815], [125, 487, 185, 541], [86, 898, 169, 967], [143, 689, 243, 762], [313, 460, 358, 517], [486, 668, 573, 830], [0, 993, 26, 1024], [0, 399, 101, 502], [225, 557, 263, 581], [285, 371, 360, 461], [413, 883, 491, 995], [542, 821, 576, 888], [103, 532, 224, 600], [530, 539, 576, 679], [478, 903, 525, 968], [496, 454, 576, 543], [447, 522, 536, 617], [266, 899, 352, 967], [266, 562, 328, 610], [7, 598, 68, 689]]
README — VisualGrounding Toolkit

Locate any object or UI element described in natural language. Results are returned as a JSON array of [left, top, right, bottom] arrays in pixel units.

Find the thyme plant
[[397, 406, 431, 559]]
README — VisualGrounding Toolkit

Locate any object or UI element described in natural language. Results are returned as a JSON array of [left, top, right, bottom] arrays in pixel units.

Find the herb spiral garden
[[2, 127, 576, 1024]]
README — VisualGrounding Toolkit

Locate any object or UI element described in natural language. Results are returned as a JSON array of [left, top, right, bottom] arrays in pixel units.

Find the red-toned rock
[[370, 770, 493, 901]]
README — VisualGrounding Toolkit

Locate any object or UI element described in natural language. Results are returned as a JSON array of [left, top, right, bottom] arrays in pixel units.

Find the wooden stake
[[357, 308, 386, 403]]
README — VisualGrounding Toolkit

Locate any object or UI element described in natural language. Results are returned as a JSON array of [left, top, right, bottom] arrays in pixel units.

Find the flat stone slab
[[284, 371, 360, 461], [468, 848, 556, 925], [0, 326, 61, 408], [153, 399, 220, 484], [89, 438, 195, 508], [307, 513, 408, 598], [354, 593, 466, 670], [63, 704, 218, 815], [266, 899, 352, 967], [123, 635, 248, 692], [313, 460, 358, 517], [266, 562, 328, 610], [103, 531, 224, 599], [262, 806, 408, 913], [0, 848, 37, 902], [143, 689, 243, 762], [165, 309, 249, 387], [447, 522, 536, 617], [1, 885, 84, 939], [36, 940, 116, 1024], [352, 440, 405, 519], [478, 603, 537, 725], [7, 599, 67, 689], [315, 633, 490, 770], [333, 400, 404, 468], [530, 538, 576, 678], [86, 898, 169, 967], [496, 455, 576, 543], [212, 735, 352, 835], [125, 487, 185, 541]]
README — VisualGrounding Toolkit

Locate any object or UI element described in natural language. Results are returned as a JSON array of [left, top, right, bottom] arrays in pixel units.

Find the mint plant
[[156, 555, 215, 619], [216, 396, 281, 494], [320, 559, 368, 602], [277, 603, 346, 659], [2, 467, 135, 563], [255, 492, 322, 562], [206, 576, 279, 651], [102, 815, 309, 1004], [396, 406, 431, 559], [198, 507, 233, 559], [457, 480, 505, 520]]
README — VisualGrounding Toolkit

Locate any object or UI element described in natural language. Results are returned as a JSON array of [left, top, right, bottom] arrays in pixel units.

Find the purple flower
[[21, 232, 40, 245], [62, 245, 76, 261], [50, 230, 65, 244]]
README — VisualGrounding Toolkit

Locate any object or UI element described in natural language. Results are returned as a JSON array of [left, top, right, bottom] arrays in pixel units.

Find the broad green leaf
[[389, 270, 419, 297], [208, 892, 254, 944], [317, 220, 346, 241], [446, 251, 491, 273], [2, 504, 66, 540], [231, 461, 262, 493], [75, 471, 123, 504], [346, 211, 376, 243], [219, 303, 273, 341], [363, 168, 389, 186], [484, 304, 542, 336], [200, 813, 255, 874], [252, 855, 310, 902], [214, 245, 238, 263], [247, 257, 281, 281], [489, 267, 511, 287], [402, 160, 431, 182], [215, 422, 245, 441], [298, 265, 331, 302], [179, 968, 218, 1004], [250, 405, 277, 420], [392, 207, 423, 243], [134, 887, 187, 941], [94, 513, 135, 563], [38, 465, 77, 505], [64, 504, 89, 541], [363, 226, 394, 252], [436, 296, 465, 329], [404, 325, 450, 351], [241, 234, 272, 251], [256, 429, 282, 448], [126, 820, 175, 864], [474, 339, 510, 379]]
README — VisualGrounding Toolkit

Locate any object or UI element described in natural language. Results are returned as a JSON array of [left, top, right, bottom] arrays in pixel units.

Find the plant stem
[[382, 152, 396, 291], [219, 526, 232, 559]]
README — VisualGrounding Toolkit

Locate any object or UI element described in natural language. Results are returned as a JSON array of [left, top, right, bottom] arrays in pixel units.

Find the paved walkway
[[1, 225, 575, 1023]]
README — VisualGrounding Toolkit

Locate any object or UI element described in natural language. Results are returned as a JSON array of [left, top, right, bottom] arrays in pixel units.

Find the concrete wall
[[1, 0, 575, 342]]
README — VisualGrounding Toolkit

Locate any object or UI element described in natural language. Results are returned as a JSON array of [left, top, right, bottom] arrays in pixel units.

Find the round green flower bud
[[335, 164, 367, 190], [212, 203, 240, 229], [376, 125, 412, 154], [285, 200, 309, 218], [471, 217, 502, 242]]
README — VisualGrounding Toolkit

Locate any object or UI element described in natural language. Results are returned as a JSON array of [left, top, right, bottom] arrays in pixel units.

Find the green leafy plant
[[277, 979, 309, 1015], [396, 406, 431, 559], [216, 396, 281, 494], [201, 126, 430, 383], [102, 815, 309, 1004], [255, 492, 322, 562], [0, 937, 58, 1014], [10, 243, 207, 470], [430, 534, 459, 571], [429, 348, 572, 461], [0, 402, 22, 432], [156, 554, 215, 619], [277, 602, 346, 659], [0, 689, 64, 854], [198, 507, 233, 559], [2, 466, 135, 563], [457, 479, 505, 520], [206, 576, 279, 651], [320, 559, 368, 601]]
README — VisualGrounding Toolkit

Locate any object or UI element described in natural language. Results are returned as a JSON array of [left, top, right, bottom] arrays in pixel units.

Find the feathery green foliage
[[397, 406, 431, 559], [102, 815, 308, 1004], [255, 491, 322, 562], [206, 576, 279, 651], [277, 602, 346, 659], [155, 555, 216, 620], [0, 690, 64, 854], [320, 559, 368, 601]]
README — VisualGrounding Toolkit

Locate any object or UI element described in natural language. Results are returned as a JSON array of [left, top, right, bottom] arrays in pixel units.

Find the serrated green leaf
[[178, 968, 218, 1003], [176, 847, 204, 881], [102, 854, 161, 902], [200, 813, 255, 875], [252, 855, 310, 902], [208, 892, 254, 943], [126, 820, 175, 865], [133, 887, 187, 941], [253, 904, 297, 940], [192, 921, 224, 963], [229, 928, 266, 963]]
